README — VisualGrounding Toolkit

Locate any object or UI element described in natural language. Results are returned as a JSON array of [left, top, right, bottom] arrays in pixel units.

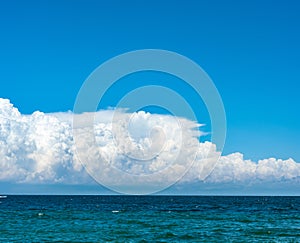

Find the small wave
[[0, 195, 7, 198], [112, 210, 119, 213]]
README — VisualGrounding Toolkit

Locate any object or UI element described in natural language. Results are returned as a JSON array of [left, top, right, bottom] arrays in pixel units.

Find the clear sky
[[0, 0, 299, 194]]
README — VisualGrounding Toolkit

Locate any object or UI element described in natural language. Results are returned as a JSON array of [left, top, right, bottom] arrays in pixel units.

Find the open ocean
[[0, 195, 299, 242]]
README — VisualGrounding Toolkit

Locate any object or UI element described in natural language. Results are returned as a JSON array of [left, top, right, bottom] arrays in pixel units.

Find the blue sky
[[0, 0, 300, 194]]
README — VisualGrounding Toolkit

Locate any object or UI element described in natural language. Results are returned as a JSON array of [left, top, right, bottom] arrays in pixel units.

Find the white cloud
[[0, 98, 299, 192], [205, 153, 300, 183], [0, 99, 85, 184]]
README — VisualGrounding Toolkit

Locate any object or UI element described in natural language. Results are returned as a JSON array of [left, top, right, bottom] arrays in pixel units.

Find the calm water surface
[[0, 196, 299, 242]]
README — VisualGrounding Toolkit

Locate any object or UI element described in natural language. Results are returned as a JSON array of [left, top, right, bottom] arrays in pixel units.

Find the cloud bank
[[0, 98, 299, 193]]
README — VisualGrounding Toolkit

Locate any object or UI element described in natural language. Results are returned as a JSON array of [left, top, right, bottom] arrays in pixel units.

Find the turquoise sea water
[[0, 196, 299, 242]]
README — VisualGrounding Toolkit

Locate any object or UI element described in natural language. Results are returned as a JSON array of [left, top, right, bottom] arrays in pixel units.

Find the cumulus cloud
[[205, 153, 300, 183], [0, 98, 299, 192], [0, 99, 85, 184]]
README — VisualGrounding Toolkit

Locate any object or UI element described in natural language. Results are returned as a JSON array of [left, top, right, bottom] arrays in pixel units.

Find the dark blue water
[[0, 196, 299, 242]]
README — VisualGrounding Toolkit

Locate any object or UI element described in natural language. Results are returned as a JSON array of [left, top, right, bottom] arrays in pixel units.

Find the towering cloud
[[0, 98, 299, 192]]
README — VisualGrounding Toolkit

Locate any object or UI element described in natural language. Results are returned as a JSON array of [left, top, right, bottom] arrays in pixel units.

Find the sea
[[0, 195, 299, 242]]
